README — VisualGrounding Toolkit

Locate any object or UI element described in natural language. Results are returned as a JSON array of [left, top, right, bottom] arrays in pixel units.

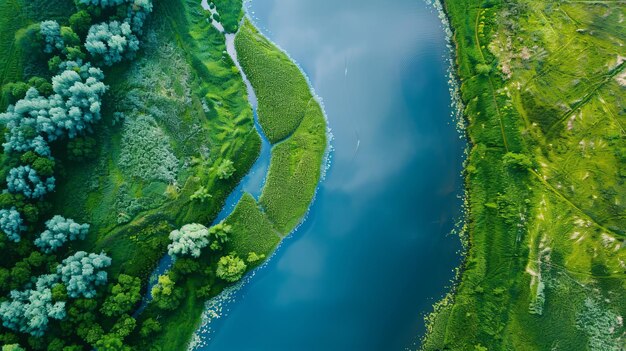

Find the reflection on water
[[195, 0, 465, 349]]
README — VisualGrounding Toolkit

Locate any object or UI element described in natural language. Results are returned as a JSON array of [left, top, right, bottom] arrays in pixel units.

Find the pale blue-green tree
[[0, 274, 65, 337], [6, 165, 55, 199], [57, 251, 111, 298], [34, 215, 90, 253], [40, 21, 64, 54], [0, 208, 25, 243], [85, 21, 139, 66], [167, 223, 210, 258]]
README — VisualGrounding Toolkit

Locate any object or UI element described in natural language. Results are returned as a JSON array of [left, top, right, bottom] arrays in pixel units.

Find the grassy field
[[235, 20, 315, 144], [423, 0, 626, 350]]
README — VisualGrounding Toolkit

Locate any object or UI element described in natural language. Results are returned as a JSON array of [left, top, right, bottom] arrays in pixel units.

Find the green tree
[[139, 318, 161, 338], [216, 159, 235, 180], [100, 274, 141, 317], [208, 222, 232, 251], [216, 254, 247, 282], [151, 274, 182, 310], [69, 10, 92, 37]]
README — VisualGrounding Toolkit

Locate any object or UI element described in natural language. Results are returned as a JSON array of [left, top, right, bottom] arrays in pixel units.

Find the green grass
[[235, 19, 314, 144], [422, 0, 626, 350], [224, 193, 280, 256], [260, 101, 327, 234]]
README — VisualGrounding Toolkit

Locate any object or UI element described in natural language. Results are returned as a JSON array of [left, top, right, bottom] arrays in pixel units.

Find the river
[[192, 0, 465, 349]]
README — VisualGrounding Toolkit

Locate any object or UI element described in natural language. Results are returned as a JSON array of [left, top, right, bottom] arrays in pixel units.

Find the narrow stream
[[136, 2, 272, 314]]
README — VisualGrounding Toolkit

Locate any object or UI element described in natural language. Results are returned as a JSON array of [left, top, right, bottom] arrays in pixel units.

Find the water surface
[[197, 0, 464, 349]]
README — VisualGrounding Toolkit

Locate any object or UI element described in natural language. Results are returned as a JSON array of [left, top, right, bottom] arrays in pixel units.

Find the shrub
[[216, 159, 235, 180], [118, 115, 178, 183]]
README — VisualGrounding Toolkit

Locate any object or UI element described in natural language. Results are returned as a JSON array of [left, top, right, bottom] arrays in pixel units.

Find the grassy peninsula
[[0, 0, 326, 349], [423, 0, 626, 350]]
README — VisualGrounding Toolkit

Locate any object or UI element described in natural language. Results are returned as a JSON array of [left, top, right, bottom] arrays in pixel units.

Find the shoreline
[[420, 0, 471, 346]]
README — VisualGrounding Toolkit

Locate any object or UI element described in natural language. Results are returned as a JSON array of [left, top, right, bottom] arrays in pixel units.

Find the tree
[[0, 88, 53, 156], [94, 334, 131, 351], [0, 274, 66, 337], [48, 60, 108, 139], [85, 21, 139, 66], [150, 274, 182, 310], [57, 251, 111, 298], [167, 223, 210, 258], [139, 318, 160, 337], [216, 254, 246, 282], [216, 159, 235, 180], [2, 345, 25, 351], [208, 222, 232, 251], [40, 21, 65, 54], [110, 314, 136, 338], [0, 208, 25, 243], [6, 166, 56, 200], [20, 151, 55, 177], [34, 216, 89, 253], [100, 274, 141, 317], [126, 0, 154, 33], [0, 61, 107, 156], [69, 10, 92, 37]]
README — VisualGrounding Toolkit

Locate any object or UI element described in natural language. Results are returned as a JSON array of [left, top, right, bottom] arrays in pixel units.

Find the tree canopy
[[167, 223, 210, 258], [0, 208, 25, 243], [216, 254, 247, 282], [35, 216, 90, 253], [57, 251, 111, 298]]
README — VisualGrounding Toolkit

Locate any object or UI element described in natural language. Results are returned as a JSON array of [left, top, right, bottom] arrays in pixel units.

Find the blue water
[[193, 0, 465, 349]]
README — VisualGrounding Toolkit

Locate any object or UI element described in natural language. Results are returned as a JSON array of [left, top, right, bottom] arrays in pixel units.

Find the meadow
[[423, 0, 626, 350]]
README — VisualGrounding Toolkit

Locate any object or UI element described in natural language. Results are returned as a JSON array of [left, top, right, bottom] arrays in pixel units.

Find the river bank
[[422, 0, 626, 349]]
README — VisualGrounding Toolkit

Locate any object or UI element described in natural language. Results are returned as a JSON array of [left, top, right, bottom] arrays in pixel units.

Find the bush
[[216, 254, 246, 282]]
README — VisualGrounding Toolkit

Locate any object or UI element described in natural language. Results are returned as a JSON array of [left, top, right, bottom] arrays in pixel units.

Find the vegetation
[[235, 20, 315, 143], [423, 0, 626, 350], [0, 0, 327, 348]]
